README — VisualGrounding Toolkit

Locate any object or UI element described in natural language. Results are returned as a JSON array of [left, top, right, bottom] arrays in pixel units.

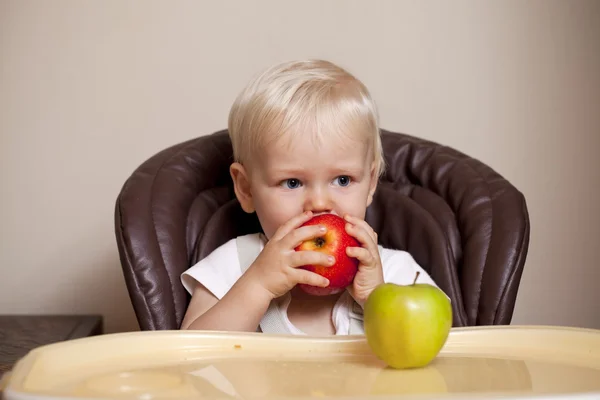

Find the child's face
[[233, 130, 378, 240]]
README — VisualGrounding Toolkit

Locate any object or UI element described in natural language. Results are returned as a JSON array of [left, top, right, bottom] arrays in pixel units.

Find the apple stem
[[412, 271, 420, 285]]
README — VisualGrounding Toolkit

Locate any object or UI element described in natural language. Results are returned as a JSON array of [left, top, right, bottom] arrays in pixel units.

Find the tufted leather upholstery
[[114, 129, 530, 330]]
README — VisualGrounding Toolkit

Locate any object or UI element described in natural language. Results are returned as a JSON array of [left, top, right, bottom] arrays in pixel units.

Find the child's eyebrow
[[270, 167, 306, 176], [330, 165, 365, 176], [271, 165, 364, 176]]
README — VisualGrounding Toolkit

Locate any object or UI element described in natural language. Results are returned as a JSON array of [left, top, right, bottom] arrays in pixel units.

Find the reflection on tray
[[183, 356, 536, 398], [69, 354, 600, 399]]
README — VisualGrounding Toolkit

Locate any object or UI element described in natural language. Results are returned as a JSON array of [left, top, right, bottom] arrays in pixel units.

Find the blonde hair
[[227, 60, 385, 177]]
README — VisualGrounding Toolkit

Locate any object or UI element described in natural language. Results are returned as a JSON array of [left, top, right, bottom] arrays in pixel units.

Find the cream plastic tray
[[2, 325, 600, 400]]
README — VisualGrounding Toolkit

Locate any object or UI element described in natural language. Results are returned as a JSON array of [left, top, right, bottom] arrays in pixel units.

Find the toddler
[[180, 59, 442, 335]]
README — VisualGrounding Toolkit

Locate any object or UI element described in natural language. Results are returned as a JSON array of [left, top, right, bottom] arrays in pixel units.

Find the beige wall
[[1, 1, 599, 333]]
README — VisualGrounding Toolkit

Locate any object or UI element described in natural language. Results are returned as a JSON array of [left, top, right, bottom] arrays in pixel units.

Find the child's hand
[[244, 211, 334, 300], [343, 214, 384, 307]]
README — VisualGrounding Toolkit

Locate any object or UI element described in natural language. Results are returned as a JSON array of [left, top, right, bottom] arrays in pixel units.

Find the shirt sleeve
[[180, 237, 242, 300]]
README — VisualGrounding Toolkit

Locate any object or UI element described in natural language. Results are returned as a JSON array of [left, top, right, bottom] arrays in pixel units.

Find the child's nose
[[304, 187, 332, 214]]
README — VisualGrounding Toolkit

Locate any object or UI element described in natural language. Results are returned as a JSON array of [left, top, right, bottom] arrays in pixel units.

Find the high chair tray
[[2, 325, 600, 400]]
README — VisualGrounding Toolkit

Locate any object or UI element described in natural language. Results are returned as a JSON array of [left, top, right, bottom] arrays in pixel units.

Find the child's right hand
[[243, 211, 334, 300]]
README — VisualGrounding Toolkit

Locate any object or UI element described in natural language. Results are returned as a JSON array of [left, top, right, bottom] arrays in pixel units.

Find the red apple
[[294, 214, 360, 295]]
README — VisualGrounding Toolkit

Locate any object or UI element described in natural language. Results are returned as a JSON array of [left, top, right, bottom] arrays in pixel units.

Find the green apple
[[363, 271, 453, 369]]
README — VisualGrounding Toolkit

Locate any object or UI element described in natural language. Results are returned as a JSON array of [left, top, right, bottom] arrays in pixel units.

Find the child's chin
[[298, 284, 344, 296]]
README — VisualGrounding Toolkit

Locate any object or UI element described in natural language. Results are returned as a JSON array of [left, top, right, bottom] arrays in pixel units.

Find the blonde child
[[180, 60, 442, 335]]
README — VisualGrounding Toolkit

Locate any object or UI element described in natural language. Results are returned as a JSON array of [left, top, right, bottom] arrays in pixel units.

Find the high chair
[[114, 129, 530, 330]]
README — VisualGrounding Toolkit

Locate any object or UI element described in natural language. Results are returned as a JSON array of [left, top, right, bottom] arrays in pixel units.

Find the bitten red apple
[[295, 214, 360, 295]]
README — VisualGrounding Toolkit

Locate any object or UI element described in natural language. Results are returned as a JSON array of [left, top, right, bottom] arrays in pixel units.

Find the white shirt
[[181, 233, 443, 335]]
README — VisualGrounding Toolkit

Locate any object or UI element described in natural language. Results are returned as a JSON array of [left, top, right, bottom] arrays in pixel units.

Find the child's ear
[[366, 160, 379, 207], [230, 162, 255, 213]]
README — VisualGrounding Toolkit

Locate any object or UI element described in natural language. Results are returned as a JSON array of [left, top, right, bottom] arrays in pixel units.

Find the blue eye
[[282, 178, 302, 189], [334, 176, 351, 187]]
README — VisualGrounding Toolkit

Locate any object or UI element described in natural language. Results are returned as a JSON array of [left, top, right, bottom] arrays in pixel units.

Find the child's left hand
[[343, 214, 384, 307]]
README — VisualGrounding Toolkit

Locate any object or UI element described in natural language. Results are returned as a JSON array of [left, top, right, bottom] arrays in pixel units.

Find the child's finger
[[346, 246, 375, 267], [345, 221, 377, 252], [271, 211, 314, 241], [290, 250, 334, 268], [284, 224, 328, 249], [295, 270, 330, 288], [344, 214, 378, 244]]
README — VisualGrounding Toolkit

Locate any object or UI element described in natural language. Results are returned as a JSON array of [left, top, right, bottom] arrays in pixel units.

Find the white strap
[[258, 296, 295, 335], [236, 234, 262, 275], [236, 235, 294, 334], [348, 300, 364, 335]]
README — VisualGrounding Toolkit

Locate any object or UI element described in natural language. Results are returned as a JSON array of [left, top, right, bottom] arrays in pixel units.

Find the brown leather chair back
[[114, 129, 530, 330]]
